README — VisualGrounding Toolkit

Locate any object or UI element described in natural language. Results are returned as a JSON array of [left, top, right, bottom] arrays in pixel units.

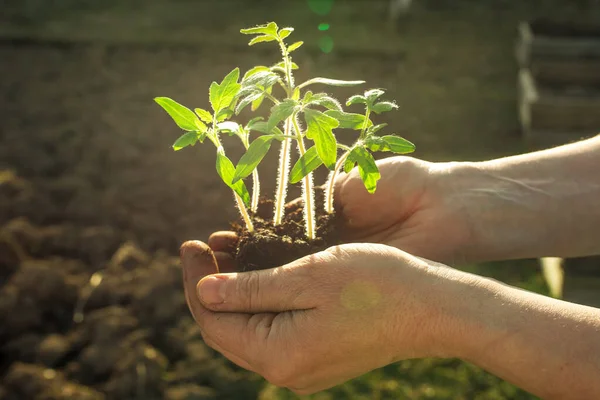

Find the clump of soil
[[234, 189, 344, 271]]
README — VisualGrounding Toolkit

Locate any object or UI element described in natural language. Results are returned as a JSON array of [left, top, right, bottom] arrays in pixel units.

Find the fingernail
[[197, 276, 226, 305]]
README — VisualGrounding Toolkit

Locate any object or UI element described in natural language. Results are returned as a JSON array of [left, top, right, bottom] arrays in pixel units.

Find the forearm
[[444, 273, 600, 399], [447, 135, 600, 261]]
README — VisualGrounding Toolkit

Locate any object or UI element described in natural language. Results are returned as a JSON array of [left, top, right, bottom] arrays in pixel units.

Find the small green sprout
[[154, 22, 415, 241]]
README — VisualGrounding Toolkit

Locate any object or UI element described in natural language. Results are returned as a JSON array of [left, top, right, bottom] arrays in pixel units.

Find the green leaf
[[209, 68, 241, 113], [382, 135, 416, 154], [216, 107, 234, 122], [251, 86, 271, 111], [216, 152, 250, 207], [232, 136, 275, 183], [249, 35, 277, 45], [172, 131, 199, 151], [217, 121, 242, 134], [324, 110, 372, 130], [155, 97, 206, 132], [243, 66, 270, 81], [194, 108, 213, 123], [247, 121, 284, 136], [303, 108, 339, 169], [271, 61, 299, 71], [290, 146, 323, 184], [364, 135, 415, 154], [242, 70, 280, 89], [343, 156, 356, 173], [346, 95, 367, 106], [245, 116, 264, 129], [306, 93, 343, 111], [298, 78, 365, 90], [365, 89, 385, 103], [267, 99, 299, 130], [240, 22, 278, 36], [371, 101, 398, 114], [236, 92, 263, 114], [287, 41, 304, 53], [351, 146, 380, 193], [278, 27, 294, 40], [366, 123, 388, 135]]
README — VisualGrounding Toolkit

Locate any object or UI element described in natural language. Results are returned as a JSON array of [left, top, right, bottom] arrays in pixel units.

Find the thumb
[[196, 254, 324, 313]]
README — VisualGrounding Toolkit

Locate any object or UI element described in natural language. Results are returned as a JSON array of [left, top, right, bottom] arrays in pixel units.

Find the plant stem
[[234, 191, 254, 232], [212, 127, 254, 232], [360, 109, 371, 140], [251, 169, 260, 213], [273, 119, 292, 225], [272, 38, 296, 226], [292, 116, 315, 240], [325, 150, 351, 214]]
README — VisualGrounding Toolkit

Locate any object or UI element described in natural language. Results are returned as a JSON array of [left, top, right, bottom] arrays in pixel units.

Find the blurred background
[[1, 0, 599, 399]]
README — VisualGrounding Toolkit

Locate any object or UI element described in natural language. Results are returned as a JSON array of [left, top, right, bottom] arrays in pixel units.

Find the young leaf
[[298, 78, 365, 90], [216, 121, 242, 134], [249, 35, 277, 45], [366, 123, 388, 135], [305, 93, 343, 111], [216, 152, 250, 206], [236, 92, 263, 114], [155, 97, 206, 132], [243, 66, 270, 81], [216, 108, 234, 122], [343, 156, 356, 173], [278, 27, 294, 40], [346, 95, 367, 106], [209, 68, 241, 113], [240, 22, 278, 36], [267, 99, 299, 130], [242, 70, 280, 89], [194, 108, 213, 124], [172, 131, 199, 151], [271, 61, 299, 71], [303, 108, 339, 169], [290, 146, 323, 184], [251, 86, 272, 111], [371, 101, 398, 114], [324, 110, 372, 130], [365, 89, 385, 103], [232, 136, 276, 183], [287, 41, 304, 53], [351, 146, 380, 193], [247, 121, 284, 136], [381, 135, 416, 154]]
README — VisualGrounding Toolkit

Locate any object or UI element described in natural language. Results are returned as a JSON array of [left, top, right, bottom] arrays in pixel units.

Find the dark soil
[[234, 190, 344, 271]]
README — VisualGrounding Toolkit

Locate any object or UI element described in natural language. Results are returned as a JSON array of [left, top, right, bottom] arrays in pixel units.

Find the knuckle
[[236, 270, 261, 309]]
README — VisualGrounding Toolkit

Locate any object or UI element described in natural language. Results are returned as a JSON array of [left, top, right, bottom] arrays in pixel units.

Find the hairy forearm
[[445, 273, 600, 399], [447, 135, 600, 261]]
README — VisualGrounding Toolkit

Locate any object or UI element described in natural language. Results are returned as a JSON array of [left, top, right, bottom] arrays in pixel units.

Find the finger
[[196, 252, 325, 312], [214, 251, 237, 273], [208, 231, 238, 253], [180, 241, 255, 370]]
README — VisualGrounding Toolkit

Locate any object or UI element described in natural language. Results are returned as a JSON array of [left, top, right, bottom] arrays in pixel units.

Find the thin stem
[[292, 116, 315, 240], [251, 169, 260, 213], [234, 192, 254, 232], [360, 109, 371, 140], [325, 150, 351, 214], [273, 119, 292, 225]]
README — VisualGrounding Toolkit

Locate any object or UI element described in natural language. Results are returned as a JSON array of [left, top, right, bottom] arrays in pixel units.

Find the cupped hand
[[181, 240, 459, 395]]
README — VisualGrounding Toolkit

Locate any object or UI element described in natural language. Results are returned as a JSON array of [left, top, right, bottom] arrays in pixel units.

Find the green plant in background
[[155, 22, 416, 239]]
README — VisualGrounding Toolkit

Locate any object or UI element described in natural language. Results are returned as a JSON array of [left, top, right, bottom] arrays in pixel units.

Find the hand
[[180, 240, 462, 395]]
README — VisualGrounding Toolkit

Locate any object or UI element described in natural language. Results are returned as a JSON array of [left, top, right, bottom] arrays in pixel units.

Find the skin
[[181, 134, 600, 398]]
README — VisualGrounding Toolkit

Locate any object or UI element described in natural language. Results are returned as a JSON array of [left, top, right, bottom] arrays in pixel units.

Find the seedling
[[154, 22, 415, 250]]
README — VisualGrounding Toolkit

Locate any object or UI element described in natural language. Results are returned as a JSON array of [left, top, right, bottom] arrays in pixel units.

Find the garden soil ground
[[0, 1, 591, 399]]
